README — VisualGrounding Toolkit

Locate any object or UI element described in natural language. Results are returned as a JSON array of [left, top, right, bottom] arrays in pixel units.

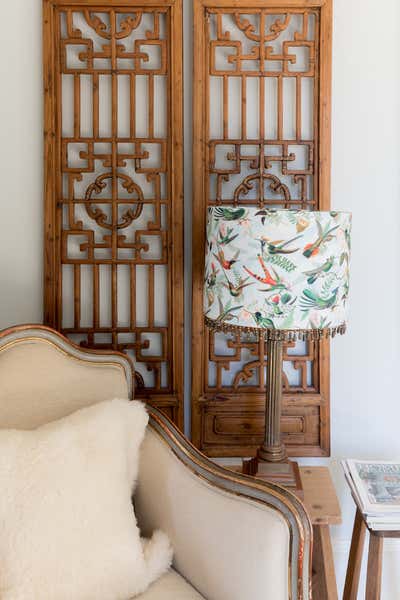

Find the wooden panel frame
[[192, 0, 333, 456], [43, 0, 184, 427]]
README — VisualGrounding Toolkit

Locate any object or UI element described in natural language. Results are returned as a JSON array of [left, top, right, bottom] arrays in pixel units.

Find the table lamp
[[204, 207, 351, 495]]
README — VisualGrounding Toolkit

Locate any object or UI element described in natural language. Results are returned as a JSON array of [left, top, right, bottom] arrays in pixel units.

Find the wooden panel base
[[197, 394, 325, 458]]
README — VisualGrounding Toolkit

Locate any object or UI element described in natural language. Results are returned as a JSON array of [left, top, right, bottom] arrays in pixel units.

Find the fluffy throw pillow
[[0, 399, 172, 600]]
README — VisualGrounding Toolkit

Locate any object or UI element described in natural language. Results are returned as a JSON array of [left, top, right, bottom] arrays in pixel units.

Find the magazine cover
[[346, 460, 400, 513]]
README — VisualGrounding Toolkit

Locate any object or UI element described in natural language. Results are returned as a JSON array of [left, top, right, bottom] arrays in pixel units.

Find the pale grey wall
[[0, 0, 42, 326]]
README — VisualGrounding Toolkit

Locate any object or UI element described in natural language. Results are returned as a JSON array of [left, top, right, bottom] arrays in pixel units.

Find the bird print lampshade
[[204, 207, 351, 341]]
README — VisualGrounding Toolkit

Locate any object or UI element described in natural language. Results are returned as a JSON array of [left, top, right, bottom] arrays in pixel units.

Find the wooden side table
[[300, 467, 342, 600], [343, 507, 398, 600]]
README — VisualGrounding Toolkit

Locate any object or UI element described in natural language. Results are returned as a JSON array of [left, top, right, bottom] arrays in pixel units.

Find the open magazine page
[[346, 460, 400, 514]]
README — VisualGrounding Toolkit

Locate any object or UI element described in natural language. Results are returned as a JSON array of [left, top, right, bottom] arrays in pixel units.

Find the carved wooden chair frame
[[0, 324, 312, 599]]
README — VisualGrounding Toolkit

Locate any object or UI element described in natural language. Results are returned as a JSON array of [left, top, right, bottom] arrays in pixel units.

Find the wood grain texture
[[343, 508, 367, 600], [300, 466, 341, 525], [43, 0, 184, 427], [343, 509, 400, 600], [300, 466, 341, 599], [43, 0, 57, 326], [192, 0, 333, 456], [312, 524, 338, 600], [366, 534, 383, 600]]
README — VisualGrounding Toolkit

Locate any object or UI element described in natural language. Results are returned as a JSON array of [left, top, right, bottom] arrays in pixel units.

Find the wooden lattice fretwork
[[43, 0, 184, 426], [192, 0, 333, 457]]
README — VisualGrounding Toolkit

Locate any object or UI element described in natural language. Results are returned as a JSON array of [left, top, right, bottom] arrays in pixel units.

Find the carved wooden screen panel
[[43, 0, 184, 427], [193, 0, 332, 456]]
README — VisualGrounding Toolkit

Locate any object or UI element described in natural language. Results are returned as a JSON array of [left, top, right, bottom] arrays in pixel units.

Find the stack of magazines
[[342, 459, 400, 530]]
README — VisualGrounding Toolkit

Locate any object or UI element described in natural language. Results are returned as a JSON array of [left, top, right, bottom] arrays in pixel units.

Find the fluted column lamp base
[[242, 338, 303, 498], [242, 457, 303, 495]]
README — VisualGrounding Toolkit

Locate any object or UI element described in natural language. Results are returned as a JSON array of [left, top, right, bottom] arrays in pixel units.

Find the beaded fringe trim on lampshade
[[205, 316, 347, 342]]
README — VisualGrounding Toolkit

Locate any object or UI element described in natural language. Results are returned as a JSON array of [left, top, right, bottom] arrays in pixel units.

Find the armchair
[[0, 325, 312, 600]]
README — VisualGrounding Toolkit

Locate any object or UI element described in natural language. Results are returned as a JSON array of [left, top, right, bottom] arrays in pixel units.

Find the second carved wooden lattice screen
[[193, 0, 332, 456], [44, 0, 183, 426]]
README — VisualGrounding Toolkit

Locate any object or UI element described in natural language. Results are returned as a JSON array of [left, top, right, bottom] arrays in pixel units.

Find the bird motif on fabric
[[252, 311, 275, 329], [267, 296, 285, 316], [254, 209, 274, 226], [303, 222, 339, 258], [212, 297, 243, 323], [206, 289, 215, 307], [213, 247, 240, 270], [257, 234, 303, 255], [243, 255, 286, 291], [300, 288, 339, 311], [222, 273, 254, 298], [218, 226, 239, 245], [303, 257, 334, 284], [206, 262, 219, 287], [213, 207, 247, 221]]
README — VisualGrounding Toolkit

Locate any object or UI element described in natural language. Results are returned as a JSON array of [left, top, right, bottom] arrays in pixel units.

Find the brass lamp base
[[241, 338, 304, 498], [242, 456, 303, 499]]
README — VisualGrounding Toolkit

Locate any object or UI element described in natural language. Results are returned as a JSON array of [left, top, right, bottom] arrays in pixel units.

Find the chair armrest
[[135, 407, 312, 600]]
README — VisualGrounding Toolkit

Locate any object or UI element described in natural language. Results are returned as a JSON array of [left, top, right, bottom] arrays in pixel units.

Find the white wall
[[1, 1, 400, 597], [0, 0, 43, 325], [329, 0, 400, 595]]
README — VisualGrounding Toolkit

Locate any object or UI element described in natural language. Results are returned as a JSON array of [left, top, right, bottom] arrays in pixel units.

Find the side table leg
[[312, 524, 338, 600], [343, 508, 367, 600], [365, 533, 383, 600]]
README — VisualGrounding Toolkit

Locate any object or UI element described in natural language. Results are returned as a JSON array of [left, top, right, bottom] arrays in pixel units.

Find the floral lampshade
[[204, 207, 351, 341]]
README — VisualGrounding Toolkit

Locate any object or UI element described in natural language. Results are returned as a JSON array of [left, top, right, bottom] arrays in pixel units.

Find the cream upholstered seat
[[0, 325, 312, 600], [136, 570, 205, 599]]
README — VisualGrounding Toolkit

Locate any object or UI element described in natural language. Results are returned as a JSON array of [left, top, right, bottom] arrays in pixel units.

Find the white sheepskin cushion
[[0, 399, 172, 600]]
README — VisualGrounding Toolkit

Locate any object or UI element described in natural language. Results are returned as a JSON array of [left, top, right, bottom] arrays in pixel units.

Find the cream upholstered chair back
[[0, 325, 133, 429]]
